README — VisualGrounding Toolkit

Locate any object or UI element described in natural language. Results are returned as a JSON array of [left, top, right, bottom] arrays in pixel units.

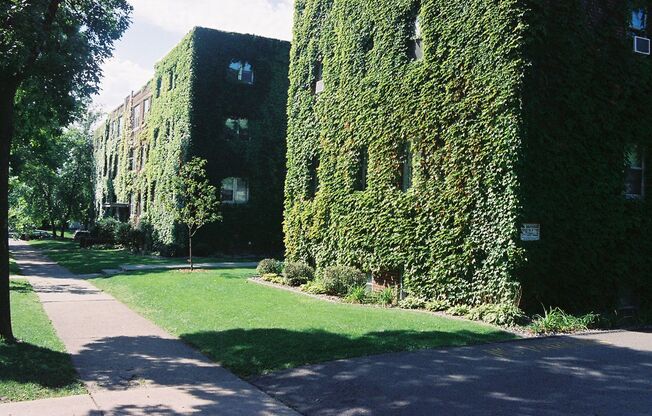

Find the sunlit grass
[[92, 269, 517, 377]]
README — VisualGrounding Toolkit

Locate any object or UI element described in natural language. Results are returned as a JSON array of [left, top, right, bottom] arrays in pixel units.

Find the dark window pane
[[626, 168, 643, 196]]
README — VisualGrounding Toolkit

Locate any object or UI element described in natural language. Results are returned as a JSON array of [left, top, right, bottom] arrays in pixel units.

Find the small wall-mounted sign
[[521, 224, 540, 241]]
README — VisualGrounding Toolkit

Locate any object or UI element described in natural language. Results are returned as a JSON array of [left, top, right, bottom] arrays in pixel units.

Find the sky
[[93, 0, 294, 112]]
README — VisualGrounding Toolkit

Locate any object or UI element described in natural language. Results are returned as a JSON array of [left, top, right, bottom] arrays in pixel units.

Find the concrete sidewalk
[[2, 240, 297, 416]]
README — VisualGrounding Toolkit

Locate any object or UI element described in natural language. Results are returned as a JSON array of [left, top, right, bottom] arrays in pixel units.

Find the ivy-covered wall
[[285, 0, 652, 312], [285, 0, 526, 307], [94, 28, 290, 256], [519, 0, 652, 312]]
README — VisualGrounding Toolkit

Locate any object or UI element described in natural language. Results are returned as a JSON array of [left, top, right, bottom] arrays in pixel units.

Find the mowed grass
[[28, 239, 254, 275], [9, 257, 20, 275], [28, 239, 177, 274], [91, 269, 516, 377], [0, 280, 84, 402]]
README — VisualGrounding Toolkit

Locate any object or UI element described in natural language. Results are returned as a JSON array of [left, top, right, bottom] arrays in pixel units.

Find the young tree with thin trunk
[[175, 158, 222, 272], [0, 0, 131, 342]]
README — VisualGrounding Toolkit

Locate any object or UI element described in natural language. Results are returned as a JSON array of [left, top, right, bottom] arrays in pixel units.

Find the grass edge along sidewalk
[[0, 280, 85, 403], [91, 268, 517, 378]]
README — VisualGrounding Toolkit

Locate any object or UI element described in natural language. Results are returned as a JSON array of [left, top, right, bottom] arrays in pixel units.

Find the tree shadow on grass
[[0, 341, 83, 399], [9, 280, 33, 294], [180, 327, 513, 378]]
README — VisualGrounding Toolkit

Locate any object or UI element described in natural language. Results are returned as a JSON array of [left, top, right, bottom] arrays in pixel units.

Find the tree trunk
[[189, 234, 193, 272], [0, 86, 17, 342]]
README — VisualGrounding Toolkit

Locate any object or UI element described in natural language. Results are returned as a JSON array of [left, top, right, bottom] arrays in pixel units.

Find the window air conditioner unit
[[634, 36, 651, 55], [314, 79, 325, 94]]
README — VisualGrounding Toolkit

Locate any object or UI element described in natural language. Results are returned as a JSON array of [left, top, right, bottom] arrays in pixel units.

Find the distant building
[[284, 1, 652, 311], [94, 28, 290, 256]]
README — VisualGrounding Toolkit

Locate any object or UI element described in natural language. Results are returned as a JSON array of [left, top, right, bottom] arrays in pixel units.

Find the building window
[[128, 148, 135, 171], [355, 147, 368, 191], [313, 60, 324, 94], [143, 98, 151, 116], [410, 16, 424, 61], [221, 177, 249, 204], [626, 144, 645, 199], [132, 103, 142, 130], [632, 8, 647, 32], [156, 77, 162, 97], [227, 60, 254, 84], [117, 116, 123, 136], [225, 118, 250, 140], [399, 142, 413, 192], [308, 156, 320, 199]]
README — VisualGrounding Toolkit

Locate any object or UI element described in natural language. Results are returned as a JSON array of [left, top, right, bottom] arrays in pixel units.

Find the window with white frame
[[227, 60, 254, 84], [143, 98, 151, 116], [132, 103, 142, 130], [225, 118, 250, 139], [626, 144, 645, 198], [221, 177, 249, 204]]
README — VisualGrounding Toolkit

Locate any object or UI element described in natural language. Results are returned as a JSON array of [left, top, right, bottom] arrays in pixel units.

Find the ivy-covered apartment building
[[284, 0, 652, 312], [94, 28, 290, 255]]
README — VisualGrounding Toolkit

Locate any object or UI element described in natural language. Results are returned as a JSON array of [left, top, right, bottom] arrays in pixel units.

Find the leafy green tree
[[175, 158, 222, 271], [0, 0, 131, 341]]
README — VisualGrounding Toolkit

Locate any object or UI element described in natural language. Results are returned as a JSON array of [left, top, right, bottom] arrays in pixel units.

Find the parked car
[[21, 230, 53, 240], [73, 230, 91, 242]]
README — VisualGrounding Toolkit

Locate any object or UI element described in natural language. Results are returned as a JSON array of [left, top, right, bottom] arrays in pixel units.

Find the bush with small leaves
[[318, 266, 366, 296], [398, 296, 427, 310], [425, 299, 450, 312], [257, 259, 284, 276], [260, 273, 288, 285], [283, 262, 315, 286], [447, 305, 471, 317], [302, 279, 328, 295], [467, 304, 527, 327]]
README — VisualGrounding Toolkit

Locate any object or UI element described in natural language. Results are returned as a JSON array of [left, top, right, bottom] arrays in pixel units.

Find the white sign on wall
[[521, 224, 540, 241]]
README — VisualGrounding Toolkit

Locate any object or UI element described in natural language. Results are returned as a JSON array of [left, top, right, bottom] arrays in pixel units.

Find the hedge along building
[[94, 28, 290, 256], [284, 0, 652, 313]]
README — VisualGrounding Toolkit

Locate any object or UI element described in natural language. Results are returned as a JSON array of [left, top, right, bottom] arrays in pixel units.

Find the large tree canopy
[[0, 0, 131, 341]]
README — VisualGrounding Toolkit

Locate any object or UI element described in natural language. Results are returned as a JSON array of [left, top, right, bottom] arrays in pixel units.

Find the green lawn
[[0, 280, 85, 402], [9, 256, 20, 275], [28, 239, 253, 274], [91, 269, 516, 377]]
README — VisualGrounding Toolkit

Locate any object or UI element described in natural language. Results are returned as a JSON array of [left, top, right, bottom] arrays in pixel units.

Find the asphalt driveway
[[253, 330, 652, 416]]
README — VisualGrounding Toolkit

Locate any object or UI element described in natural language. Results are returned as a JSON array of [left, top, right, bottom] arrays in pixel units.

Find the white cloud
[[94, 57, 153, 112], [130, 0, 294, 41]]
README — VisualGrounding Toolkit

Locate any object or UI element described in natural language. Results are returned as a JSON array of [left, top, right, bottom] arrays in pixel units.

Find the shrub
[[529, 307, 599, 335], [467, 304, 527, 327], [398, 296, 427, 310], [260, 273, 288, 285], [283, 262, 315, 286], [372, 287, 396, 307], [344, 286, 368, 304], [257, 259, 284, 276], [318, 266, 366, 296], [425, 299, 450, 312], [114, 222, 132, 246], [446, 305, 471, 317], [91, 218, 120, 243], [303, 279, 328, 295]]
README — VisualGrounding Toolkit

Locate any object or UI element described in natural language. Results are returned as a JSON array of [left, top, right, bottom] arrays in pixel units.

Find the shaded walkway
[[2, 240, 296, 415], [254, 330, 652, 416]]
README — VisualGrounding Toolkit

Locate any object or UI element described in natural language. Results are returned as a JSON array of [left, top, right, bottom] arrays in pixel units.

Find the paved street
[[2, 240, 296, 416], [254, 330, 652, 416]]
